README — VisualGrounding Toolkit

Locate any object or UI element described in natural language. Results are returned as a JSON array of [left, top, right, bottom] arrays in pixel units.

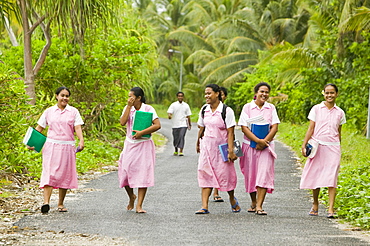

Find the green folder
[[132, 111, 153, 138], [23, 127, 47, 153]]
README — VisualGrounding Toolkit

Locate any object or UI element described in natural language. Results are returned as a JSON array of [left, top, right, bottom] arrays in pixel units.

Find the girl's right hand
[[127, 97, 135, 107], [27, 146, 35, 151], [301, 146, 307, 157]]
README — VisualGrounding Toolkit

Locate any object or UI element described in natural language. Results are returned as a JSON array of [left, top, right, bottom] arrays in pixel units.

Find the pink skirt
[[239, 142, 275, 194], [198, 137, 237, 192], [118, 139, 155, 188], [40, 142, 78, 189], [300, 145, 341, 189]]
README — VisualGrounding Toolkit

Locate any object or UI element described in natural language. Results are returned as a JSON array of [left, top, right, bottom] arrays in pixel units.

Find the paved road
[[16, 119, 369, 245]]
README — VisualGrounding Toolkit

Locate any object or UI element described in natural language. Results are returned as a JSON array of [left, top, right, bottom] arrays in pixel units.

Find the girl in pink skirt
[[300, 83, 346, 218], [29, 87, 85, 214], [118, 87, 161, 213], [195, 84, 240, 214], [238, 82, 280, 215]]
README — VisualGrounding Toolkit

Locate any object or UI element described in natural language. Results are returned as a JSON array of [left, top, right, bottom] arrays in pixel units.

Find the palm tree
[[1, 0, 118, 104]]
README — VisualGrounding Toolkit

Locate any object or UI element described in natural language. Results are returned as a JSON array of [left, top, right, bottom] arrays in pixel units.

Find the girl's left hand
[[132, 130, 143, 139], [228, 151, 238, 162]]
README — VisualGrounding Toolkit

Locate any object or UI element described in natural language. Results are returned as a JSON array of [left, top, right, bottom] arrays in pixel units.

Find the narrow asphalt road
[[16, 118, 369, 245]]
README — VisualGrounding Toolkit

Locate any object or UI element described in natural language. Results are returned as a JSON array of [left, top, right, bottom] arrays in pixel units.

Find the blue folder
[[250, 123, 269, 148]]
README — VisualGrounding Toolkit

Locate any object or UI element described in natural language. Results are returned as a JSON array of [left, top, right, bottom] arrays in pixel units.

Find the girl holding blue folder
[[195, 84, 240, 214], [118, 87, 161, 213], [238, 82, 280, 215]]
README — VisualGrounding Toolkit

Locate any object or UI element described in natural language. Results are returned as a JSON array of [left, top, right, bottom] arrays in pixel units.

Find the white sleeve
[[197, 109, 204, 127], [167, 103, 174, 114], [238, 106, 249, 126], [74, 110, 84, 126], [271, 107, 280, 125], [37, 111, 47, 128], [225, 107, 236, 129], [340, 111, 346, 125], [121, 105, 128, 117], [150, 106, 159, 120], [307, 105, 316, 122], [186, 104, 192, 116]]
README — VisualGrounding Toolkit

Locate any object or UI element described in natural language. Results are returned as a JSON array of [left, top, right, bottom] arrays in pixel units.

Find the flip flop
[[255, 210, 267, 215], [327, 213, 337, 219], [308, 208, 318, 216], [231, 197, 241, 213], [213, 196, 224, 202], [41, 204, 50, 214], [58, 207, 68, 212], [195, 208, 210, 214], [247, 206, 256, 213]]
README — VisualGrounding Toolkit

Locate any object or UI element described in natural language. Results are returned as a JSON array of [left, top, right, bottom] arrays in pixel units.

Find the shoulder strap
[[201, 105, 207, 118], [221, 104, 228, 124]]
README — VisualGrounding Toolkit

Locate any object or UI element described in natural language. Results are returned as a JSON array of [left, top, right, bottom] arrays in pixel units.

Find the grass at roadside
[[278, 122, 370, 229]]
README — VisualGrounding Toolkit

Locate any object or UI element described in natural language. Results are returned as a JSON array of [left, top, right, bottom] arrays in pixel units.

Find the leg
[[43, 185, 53, 205], [41, 185, 53, 213], [124, 186, 137, 211], [136, 187, 147, 213], [328, 187, 336, 214], [172, 128, 179, 155], [312, 188, 320, 211], [248, 191, 257, 212], [195, 188, 212, 213], [256, 187, 267, 215], [213, 188, 223, 202], [57, 188, 68, 211], [227, 190, 241, 212]]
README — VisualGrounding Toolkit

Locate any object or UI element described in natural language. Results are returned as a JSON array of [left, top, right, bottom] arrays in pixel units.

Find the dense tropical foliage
[[0, 0, 369, 229]]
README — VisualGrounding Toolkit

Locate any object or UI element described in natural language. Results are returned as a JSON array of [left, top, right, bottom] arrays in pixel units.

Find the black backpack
[[201, 103, 228, 125], [200, 104, 228, 138]]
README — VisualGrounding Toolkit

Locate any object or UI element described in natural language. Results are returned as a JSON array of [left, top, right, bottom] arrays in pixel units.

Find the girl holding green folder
[[28, 86, 84, 214], [118, 87, 161, 213]]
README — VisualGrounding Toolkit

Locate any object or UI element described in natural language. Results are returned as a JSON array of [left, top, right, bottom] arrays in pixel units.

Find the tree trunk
[[19, 0, 36, 105]]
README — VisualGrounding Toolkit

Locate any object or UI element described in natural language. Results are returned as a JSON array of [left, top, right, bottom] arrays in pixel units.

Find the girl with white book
[[300, 84, 346, 218]]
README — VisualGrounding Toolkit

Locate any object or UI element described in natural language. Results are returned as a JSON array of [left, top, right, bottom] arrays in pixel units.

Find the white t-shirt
[[167, 101, 192, 128]]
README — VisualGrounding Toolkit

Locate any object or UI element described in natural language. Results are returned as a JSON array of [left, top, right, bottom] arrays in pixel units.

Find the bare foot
[[127, 194, 137, 211], [136, 209, 147, 213]]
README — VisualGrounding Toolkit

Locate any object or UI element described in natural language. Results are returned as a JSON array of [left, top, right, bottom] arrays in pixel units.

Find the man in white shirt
[[167, 92, 192, 156]]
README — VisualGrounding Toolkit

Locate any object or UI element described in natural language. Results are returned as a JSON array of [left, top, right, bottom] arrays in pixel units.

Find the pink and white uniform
[[300, 102, 346, 189], [197, 102, 237, 191], [118, 104, 158, 188], [238, 100, 280, 194], [37, 105, 84, 189]]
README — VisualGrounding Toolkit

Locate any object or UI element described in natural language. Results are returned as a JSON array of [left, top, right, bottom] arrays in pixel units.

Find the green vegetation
[[278, 123, 370, 229]]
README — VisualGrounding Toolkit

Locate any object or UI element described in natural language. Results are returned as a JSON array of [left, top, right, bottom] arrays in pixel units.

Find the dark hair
[[220, 87, 228, 97], [55, 86, 71, 96], [130, 87, 146, 103], [254, 82, 271, 93], [177, 91, 184, 96], [324, 83, 338, 93], [206, 84, 222, 101]]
